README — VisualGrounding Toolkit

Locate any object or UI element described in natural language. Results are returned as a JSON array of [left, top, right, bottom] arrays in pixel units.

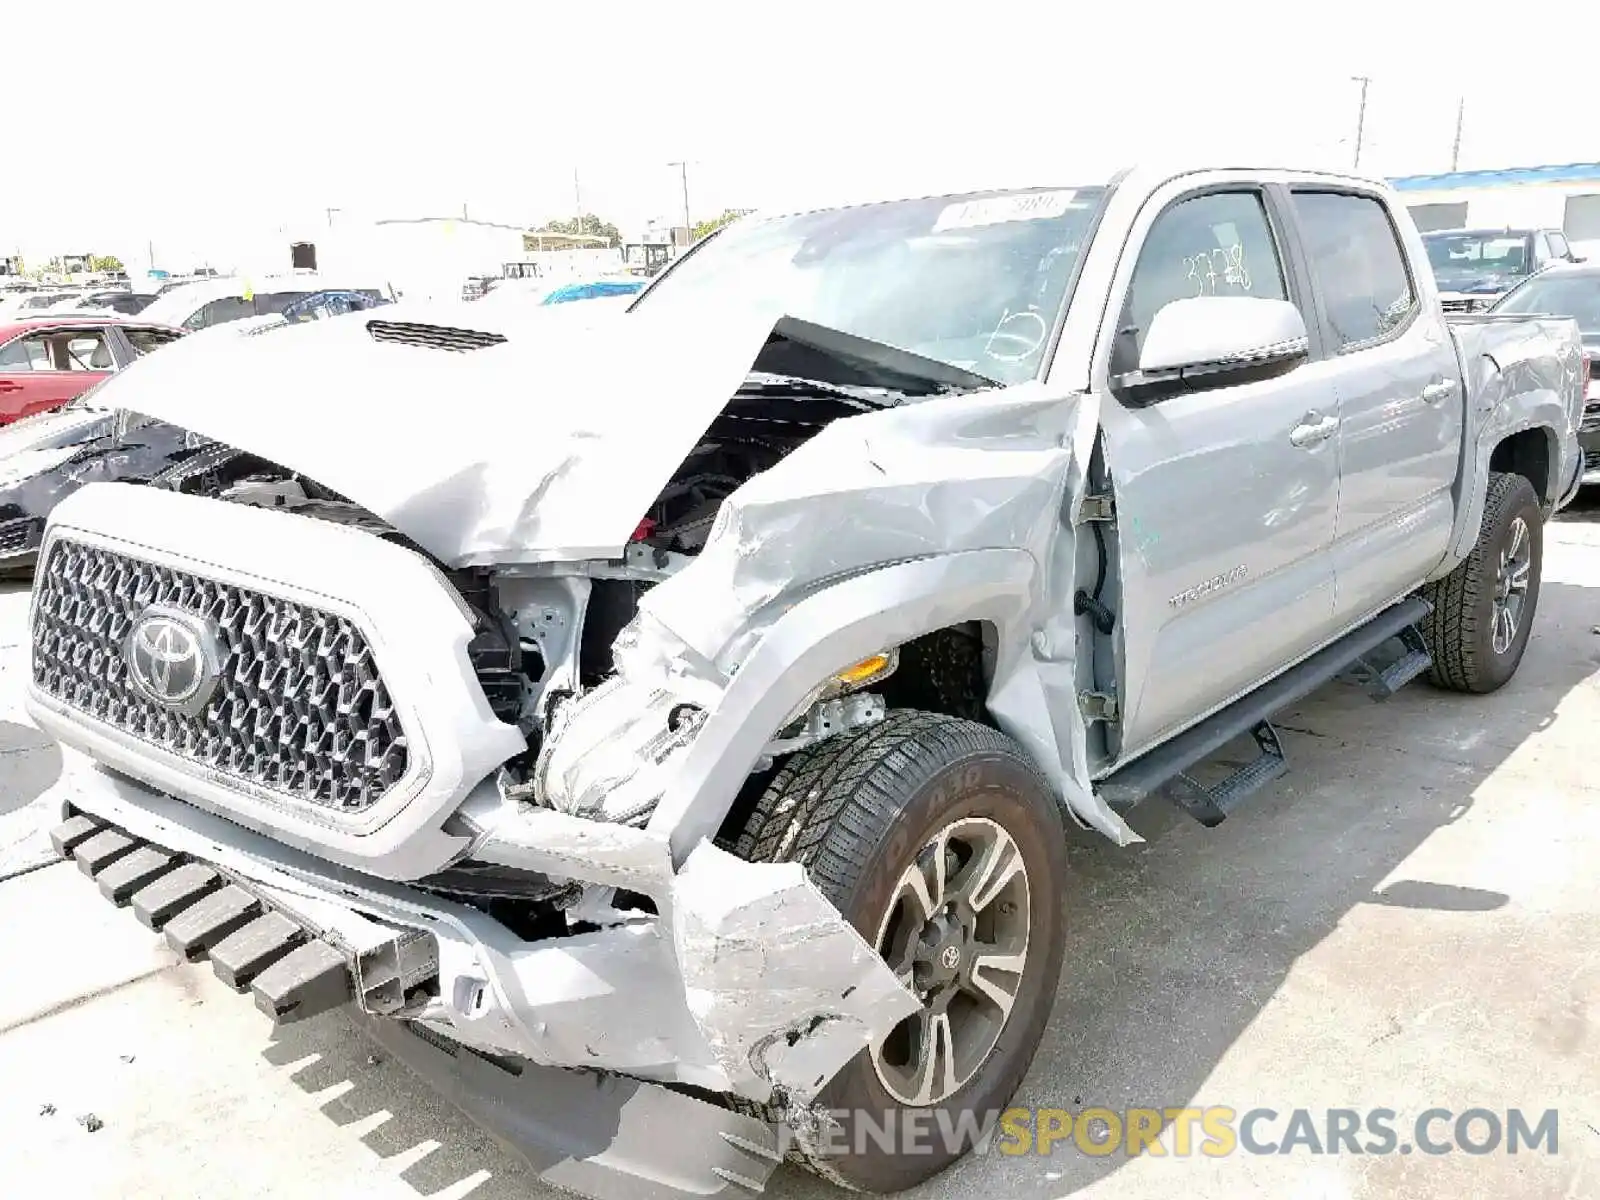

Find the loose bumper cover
[[47, 802, 786, 1200]]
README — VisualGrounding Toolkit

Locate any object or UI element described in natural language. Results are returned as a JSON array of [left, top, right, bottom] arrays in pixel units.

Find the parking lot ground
[[1, 500, 1598, 1199]]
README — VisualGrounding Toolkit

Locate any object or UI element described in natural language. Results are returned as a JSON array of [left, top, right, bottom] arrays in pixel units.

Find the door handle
[[1290, 413, 1339, 448], [1421, 379, 1457, 404]]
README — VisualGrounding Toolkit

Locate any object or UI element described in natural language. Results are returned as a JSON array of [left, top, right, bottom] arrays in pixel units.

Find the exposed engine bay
[[142, 321, 999, 921]]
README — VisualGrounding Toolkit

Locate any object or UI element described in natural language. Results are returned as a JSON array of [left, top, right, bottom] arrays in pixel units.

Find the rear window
[[1424, 232, 1531, 276], [252, 291, 312, 316], [1492, 272, 1600, 329], [124, 327, 186, 356], [184, 296, 255, 329]]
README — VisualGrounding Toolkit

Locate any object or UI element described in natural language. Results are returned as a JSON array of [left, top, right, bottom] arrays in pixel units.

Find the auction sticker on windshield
[[933, 190, 1080, 232]]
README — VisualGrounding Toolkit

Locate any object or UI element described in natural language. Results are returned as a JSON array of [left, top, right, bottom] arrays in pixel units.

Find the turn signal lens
[[820, 651, 899, 699]]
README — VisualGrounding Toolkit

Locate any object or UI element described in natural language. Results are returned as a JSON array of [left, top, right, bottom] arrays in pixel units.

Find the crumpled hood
[[80, 299, 784, 566]]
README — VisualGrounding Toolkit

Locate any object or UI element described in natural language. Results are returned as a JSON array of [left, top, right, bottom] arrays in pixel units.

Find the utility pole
[[462, 202, 470, 221], [1450, 96, 1465, 171], [667, 161, 692, 244], [1351, 75, 1371, 170], [574, 167, 584, 235]]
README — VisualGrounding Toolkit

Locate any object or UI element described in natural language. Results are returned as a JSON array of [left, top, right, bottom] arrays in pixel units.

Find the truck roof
[[749, 162, 1396, 221]]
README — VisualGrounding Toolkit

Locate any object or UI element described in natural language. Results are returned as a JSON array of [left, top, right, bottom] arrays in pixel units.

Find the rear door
[[0, 328, 111, 421], [1094, 182, 1346, 758], [1287, 190, 1463, 622]]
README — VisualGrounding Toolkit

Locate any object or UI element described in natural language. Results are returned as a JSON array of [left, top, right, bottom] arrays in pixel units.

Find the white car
[[137, 274, 396, 332]]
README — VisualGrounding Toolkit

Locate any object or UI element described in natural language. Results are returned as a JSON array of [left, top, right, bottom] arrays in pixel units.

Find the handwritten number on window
[[1182, 243, 1251, 296]]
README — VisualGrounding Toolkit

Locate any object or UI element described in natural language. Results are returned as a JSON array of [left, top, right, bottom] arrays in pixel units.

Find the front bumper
[[41, 747, 915, 1098], [46, 792, 784, 1200]]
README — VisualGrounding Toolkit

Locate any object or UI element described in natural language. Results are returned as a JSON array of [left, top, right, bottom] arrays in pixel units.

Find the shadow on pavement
[[263, 1009, 544, 1200], [255, 573, 1597, 1200], [0, 721, 60, 819], [913, 575, 1597, 1199]]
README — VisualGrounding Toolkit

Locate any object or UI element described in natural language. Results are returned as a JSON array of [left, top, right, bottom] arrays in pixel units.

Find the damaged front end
[[28, 239, 1114, 1194]]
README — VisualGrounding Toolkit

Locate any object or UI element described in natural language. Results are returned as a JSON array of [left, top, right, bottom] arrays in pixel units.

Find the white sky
[[5, 0, 1596, 266]]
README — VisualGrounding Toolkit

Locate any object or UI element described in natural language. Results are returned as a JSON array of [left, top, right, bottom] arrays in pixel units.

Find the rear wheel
[[1421, 471, 1543, 694], [734, 709, 1067, 1192]]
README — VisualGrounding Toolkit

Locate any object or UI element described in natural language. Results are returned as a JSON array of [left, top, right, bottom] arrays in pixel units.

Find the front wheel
[[1422, 470, 1543, 694], [733, 710, 1067, 1192]]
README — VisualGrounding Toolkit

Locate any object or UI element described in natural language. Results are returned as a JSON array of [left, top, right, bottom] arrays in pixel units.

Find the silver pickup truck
[[26, 165, 1586, 1197]]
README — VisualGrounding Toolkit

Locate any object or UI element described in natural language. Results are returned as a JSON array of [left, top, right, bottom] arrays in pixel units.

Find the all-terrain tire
[[1421, 470, 1543, 694], [733, 709, 1067, 1193]]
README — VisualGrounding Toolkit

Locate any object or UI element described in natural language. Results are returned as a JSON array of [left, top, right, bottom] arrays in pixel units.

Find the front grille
[[366, 320, 506, 352], [30, 539, 410, 813], [0, 517, 42, 557], [1586, 449, 1600, 473]]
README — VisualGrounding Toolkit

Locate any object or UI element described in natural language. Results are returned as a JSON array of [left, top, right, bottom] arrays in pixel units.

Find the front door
[[1095, 186, 1344, 760]]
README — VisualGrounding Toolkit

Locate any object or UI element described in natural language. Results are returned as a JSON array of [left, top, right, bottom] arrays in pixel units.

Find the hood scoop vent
[[366, 320, 508, 353]]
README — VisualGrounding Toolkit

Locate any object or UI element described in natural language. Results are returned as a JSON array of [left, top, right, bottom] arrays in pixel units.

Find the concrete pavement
[[2, 503, 1597, 1199]]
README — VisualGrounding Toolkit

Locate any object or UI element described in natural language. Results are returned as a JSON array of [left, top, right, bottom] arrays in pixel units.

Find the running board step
[[1099, 596, 1433, 815], [1339, 622, 1433, 700], [1164, 721, 1287, 827]]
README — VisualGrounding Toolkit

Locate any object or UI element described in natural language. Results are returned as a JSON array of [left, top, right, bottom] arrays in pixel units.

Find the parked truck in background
[[1424, 225, 1583, 312], [25, 164, 1586, 1198]]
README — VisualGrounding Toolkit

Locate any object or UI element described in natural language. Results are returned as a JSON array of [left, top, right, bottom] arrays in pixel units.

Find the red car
[[0, 314, 185, 424]]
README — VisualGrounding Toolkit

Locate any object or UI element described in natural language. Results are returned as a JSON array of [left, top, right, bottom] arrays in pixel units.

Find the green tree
[[89, 254, 125, 272], [692, 208, 752, 243], [538, 213, 622, 248]]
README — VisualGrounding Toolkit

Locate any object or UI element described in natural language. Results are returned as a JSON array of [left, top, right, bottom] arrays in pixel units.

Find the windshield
[[1491, 271, 1600, 332], [1425, 232, 1532, 281], [632, 186, 1109, 385]]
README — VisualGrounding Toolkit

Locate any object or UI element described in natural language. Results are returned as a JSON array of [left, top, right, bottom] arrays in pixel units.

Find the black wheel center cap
[[916, 915, 970, 989]]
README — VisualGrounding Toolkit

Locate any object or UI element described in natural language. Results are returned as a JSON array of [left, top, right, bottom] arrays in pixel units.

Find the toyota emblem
[[125, 605, 222, 713]]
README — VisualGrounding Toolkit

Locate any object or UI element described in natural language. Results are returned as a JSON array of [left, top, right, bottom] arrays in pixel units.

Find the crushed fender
[[669, 841, 920, 1103]]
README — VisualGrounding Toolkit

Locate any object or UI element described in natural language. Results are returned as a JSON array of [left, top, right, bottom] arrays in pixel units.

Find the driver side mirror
[[1116, 296, 1309, 404]]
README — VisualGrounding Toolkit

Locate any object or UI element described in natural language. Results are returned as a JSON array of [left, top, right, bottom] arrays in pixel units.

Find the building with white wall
[[1389, 163, 1600, 253]]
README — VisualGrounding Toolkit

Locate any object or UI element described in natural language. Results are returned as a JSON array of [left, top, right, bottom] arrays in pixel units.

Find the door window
[[0, 334, 53, 370], [1548, 232, 1572, 260], [63, 332, 113, 370], [1120, 190, 1289, 366], [1292, 191, 1418, 350]]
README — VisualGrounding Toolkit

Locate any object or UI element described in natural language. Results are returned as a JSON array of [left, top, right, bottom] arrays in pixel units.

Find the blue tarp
[[542, 279, 645, 305]]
